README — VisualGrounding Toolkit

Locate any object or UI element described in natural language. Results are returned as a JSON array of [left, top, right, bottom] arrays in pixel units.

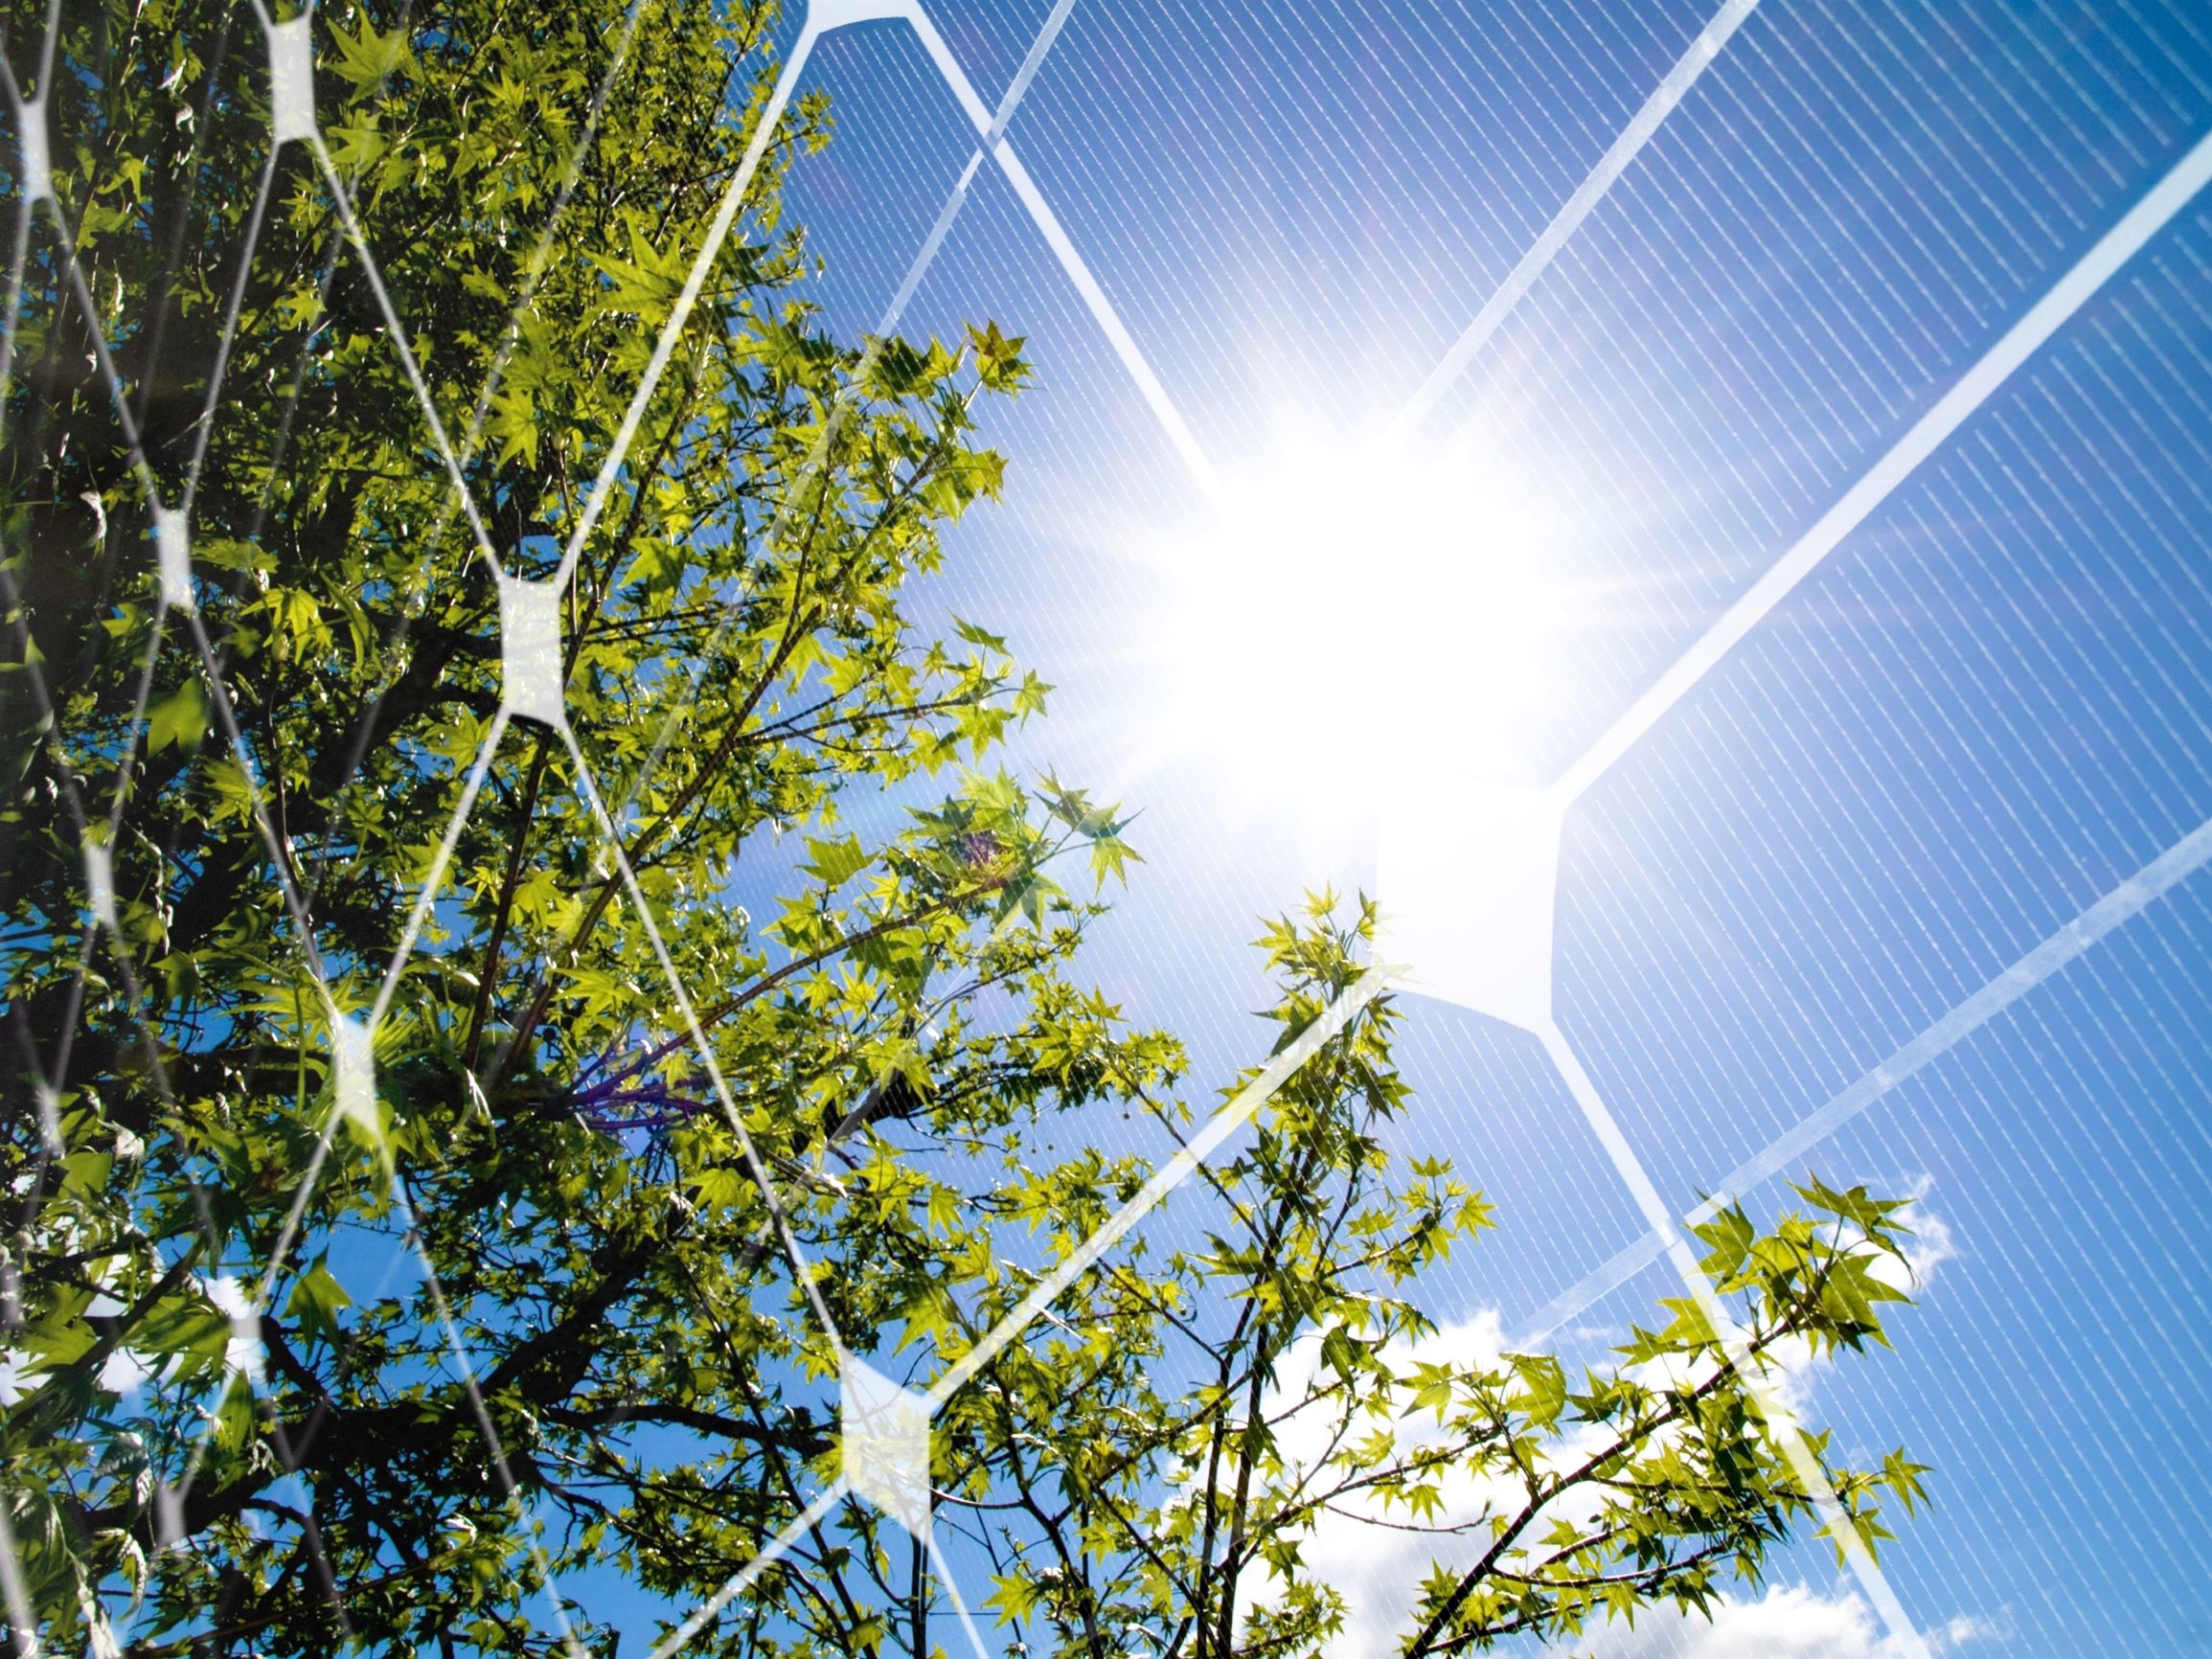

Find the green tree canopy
[[0, 2, 1927, 1655]]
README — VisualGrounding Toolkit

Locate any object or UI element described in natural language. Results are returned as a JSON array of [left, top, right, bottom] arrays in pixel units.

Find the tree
[[0, 2, 1928, 1655]]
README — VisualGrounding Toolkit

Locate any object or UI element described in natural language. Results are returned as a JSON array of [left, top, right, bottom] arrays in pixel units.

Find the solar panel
[[9, 1, 2211, 1652]]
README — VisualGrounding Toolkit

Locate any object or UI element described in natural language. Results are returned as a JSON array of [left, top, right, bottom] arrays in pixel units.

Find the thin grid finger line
[[4, 0, 1991, 1654], [603, 0, 1079, 860], [1334, 22, 2032, 1642], [926, 1531, 996, 1659], [18, 2, 1790, 1648], [927, 963, 1391, 1408], [534, 0, 1096, 613], [1547, 122, 2212, 806]]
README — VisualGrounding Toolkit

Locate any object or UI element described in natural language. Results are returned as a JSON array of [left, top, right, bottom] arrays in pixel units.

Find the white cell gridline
[[0, 0, 2205, 1654]]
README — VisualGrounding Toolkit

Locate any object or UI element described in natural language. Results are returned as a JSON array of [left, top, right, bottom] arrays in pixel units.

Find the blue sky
[[723, 2, 2212, 1653]]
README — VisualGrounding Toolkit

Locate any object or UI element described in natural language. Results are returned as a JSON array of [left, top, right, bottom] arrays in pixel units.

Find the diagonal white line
[[609, 0, 1079, 826], [177, 608, 332, 973], [304, 134, 506, 577], [927, 965, 1391, 1407], [898, 0, 1224, 505], [10, 13, 1080, 1639], [559, 723, 846, 1346], [880, 0, 1078, 329], [0, 0, 58, 458], [555, 27, 822, 589], [0, 562, 138, 1084], [1553, 123, 2212, 804], [398, 1179, 591, 1659], [0, 1478, 33, 1658], [927, 1532, 998, 1659], [181, 141, 283, 512], [1389, 0, 1761, 442], [0, 561, 280, 1557], [1508, 1228, 1671, 1354], [1515, 808, 2212, 1349], [648, 1481, 849, 1659], [369, 710, 511, 1028], [1539, 1022, 1933, 1659]]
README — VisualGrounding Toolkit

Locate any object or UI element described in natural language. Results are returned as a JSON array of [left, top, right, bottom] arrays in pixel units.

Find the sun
[[1136, 427, 1562, 840]]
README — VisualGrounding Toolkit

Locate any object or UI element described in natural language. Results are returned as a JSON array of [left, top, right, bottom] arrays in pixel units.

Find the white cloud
[[98, 1345, 155, 1396], [201, 1272, 264, 1381], [1763, 1189, 1957, 1420], [1571, 1583, 1995, 1659], [1229, 1192, 1966, 1659], [1249, 1310, 1626, 1659], [1891, 1188, 1958, 1291]]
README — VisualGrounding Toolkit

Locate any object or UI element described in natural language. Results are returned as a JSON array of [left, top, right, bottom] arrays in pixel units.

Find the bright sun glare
[[1149, 431, 1560, 832]]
